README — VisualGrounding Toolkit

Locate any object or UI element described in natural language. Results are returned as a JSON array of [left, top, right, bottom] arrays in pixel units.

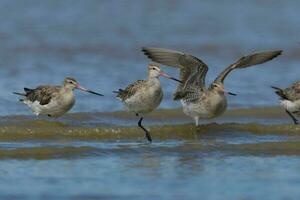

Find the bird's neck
[[61, 86, 74, 94], [147, 77, 160, 85], [209, 88, 224, 96], [148, 77, 160, 87]]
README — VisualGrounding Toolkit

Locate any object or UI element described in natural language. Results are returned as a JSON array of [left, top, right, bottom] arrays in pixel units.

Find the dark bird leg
[[286, 110, 298, 125], [138, 117, 152, 143]]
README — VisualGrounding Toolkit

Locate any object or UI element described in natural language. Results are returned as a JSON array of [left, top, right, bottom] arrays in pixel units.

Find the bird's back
[[284, 82, 300, 101], [273, 82, 300, 101], [116, 80, 146, 101], [116, 79, 163, 114], [23, 85, 61, 105]]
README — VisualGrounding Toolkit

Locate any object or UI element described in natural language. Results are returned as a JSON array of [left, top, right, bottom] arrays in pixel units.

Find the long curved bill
[[160, 72, 182, 83], [76, 84, 104, 96]]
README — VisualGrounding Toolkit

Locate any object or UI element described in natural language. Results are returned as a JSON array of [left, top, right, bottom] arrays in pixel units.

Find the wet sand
[[0, 106, 299, 159], [0, 107, 299, 199], [0, 0, 300, 199]]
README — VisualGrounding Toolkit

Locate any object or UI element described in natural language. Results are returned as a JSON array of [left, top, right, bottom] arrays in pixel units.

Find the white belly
[[280, 99, 300, 115], [24, 96, 75, 118], [181, 94, 227, 119]]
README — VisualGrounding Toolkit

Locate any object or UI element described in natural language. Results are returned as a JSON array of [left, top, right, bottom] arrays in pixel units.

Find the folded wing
[[24, 86, 60, 105]]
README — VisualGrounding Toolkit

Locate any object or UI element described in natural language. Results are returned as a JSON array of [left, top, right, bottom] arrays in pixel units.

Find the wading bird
[[114, 63, 181, 142], [143, 47, 282, 126], [272, 82, 300, 124], [14, 77, 103, 117]]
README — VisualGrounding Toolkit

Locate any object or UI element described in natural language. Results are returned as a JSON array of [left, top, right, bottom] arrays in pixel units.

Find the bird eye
[[152, 67, 155, 70]]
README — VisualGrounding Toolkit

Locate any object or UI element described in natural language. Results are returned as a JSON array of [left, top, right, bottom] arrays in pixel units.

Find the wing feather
[[24, 85, 60, 105], [214, 50, 282, 83], [284, 81, 300, 101], [142, 47, 209, 99], [116, 80, 146, 101]]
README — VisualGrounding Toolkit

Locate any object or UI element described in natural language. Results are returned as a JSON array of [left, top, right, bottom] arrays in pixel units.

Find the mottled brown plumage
[[142, 47, 282, 125], [24, 86, 61, 105], [116, 80, 146, 101], [272, 81, 300, 101], [142, 48, 209, 98], [14, 77, 103, 117], [272, 81, 300, 124], [115, 63, 180, 142]]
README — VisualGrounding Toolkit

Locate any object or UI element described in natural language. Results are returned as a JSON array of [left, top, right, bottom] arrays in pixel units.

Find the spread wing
[[142, 47, 208, 100], [214, 50, 282, 84], [24, 85, 61, 105], [116, 80, 146, 101]]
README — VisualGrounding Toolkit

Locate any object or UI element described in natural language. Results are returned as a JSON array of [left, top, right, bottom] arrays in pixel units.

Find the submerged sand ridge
[[0, 106, 299, 159], [0, 106, 298, 142], [0, 121, 299, 141]]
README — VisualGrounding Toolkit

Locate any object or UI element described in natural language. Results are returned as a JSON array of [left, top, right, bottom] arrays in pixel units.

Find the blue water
[[0, 0, 299, 115], [0, 0, 300, 199], [1, 155, 300, 200]]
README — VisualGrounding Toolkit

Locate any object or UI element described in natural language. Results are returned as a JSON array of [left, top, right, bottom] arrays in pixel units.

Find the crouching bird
[[272, 82, 300, 124], [14, 77, 103, 117]]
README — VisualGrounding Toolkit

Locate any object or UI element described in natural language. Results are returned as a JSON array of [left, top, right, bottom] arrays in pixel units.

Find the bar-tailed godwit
[[143, 47, 282, 126], [14, 77, 103, 117], [114, 63, 181, 142], [272, 82, 300, 124]]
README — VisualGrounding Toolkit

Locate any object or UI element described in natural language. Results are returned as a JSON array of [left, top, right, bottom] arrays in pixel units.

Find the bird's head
[[148, 63, 182, 83], [63, 77, 78, 90], [210, 82, 236, 96], [63, 77, 103, 96], [148, 63, 162, 78]]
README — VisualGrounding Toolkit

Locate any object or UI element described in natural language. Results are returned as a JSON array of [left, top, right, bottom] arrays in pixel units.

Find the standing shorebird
[[114, 63, 181, 142], [142, 47, 282, 126], [272, 82, 300, 124], [13, 77, 103, 117]]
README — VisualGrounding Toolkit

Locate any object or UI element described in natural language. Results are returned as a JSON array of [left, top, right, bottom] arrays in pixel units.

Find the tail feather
[[24, 88, 33, 93], [13, 87, 34, 96], [113, 89, 124, 94], [13, 92, 25, 102], [271, 86, 282, 91], [271, 86, 288, 100], [13, 92, 26, 96]]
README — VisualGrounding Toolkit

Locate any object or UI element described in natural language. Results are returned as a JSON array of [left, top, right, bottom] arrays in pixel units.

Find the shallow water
[[1, 0, 300, 199], [0, 0, 299, 116], [2, 156, 300, 200], [0, 108, 300, 199]]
